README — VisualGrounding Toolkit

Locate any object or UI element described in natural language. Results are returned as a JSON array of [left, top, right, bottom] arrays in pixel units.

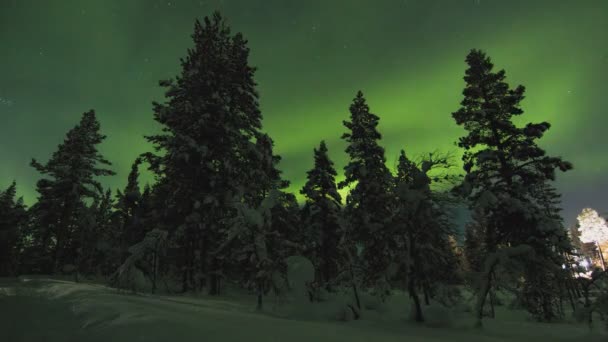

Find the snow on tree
[[28, 110, 115, 274], [141, 12, 284, 294], [390, 150, 461, 323], [451, 49, 573, 323], [339, 91, 395, 288], [111, 228, 168, 293], [300, 140, 342, 290], [577, 208, 608, 270], [0, 181, 28, 276]]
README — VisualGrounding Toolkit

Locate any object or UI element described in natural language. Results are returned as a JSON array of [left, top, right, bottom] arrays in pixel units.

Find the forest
[[1, 11, 608, 340]]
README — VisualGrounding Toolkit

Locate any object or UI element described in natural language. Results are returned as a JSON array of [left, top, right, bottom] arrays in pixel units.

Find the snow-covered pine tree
[[451, 49, 573, 324], [142, 12, 279, 294], [29, 110, 115, 274], [391, 150, 460, 322], [74, 188, 115, 279], [518, 182, 575, 321], [339, 91, 395, 288], [213, 187, 284, 310], [392, 150, 430, 322], [301, 140, 342, 290], [0, 181, 28, 276], [216, 132, 293, 300], [463, 208, 487, 274], [112, 228, 169, 294], [114, 159, 146, 264]]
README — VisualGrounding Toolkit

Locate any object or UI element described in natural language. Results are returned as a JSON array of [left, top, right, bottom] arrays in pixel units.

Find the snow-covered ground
[[0, 277, 606, 342]]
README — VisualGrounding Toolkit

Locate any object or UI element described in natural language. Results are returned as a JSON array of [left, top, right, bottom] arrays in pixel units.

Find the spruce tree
[[115, 158, 145, 262], [392, 150, 459, 321], [301, 141, 342, 289], [339, 91, 394, 287], [452, 49, 573, 323], [29, 110, 115, 273], [76, 188, 115, 278], [142, 12, 284, 294], [0, 181, 28, 276]]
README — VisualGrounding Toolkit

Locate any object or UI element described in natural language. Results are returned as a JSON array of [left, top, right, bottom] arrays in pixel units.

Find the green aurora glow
[[1, 0, 607, 224]]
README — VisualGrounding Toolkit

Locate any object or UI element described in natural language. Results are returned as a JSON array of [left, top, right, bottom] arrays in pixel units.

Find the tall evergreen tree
[[76, 188, 115, 278], [452, 49, 573, 323], [217, 133, 292, 297], [391, 150, 460, 322], [301, 140, 342, 289], [0, 181, 28, 276], [29, 110, 115, 273], [115, 158, 145, 261], [339, 91, 394, 286], [142, 12, 284, 294]]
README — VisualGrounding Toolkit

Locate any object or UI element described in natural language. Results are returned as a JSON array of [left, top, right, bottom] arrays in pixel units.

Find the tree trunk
[[409, 277, 424, 322], [476, 265, 496, 328], [408, 232, 423, 322], [489, 287, 496, 318], [347, 260, 361, 314], [181, 268, 189, 293], [423, 283, 430, 306], [565, 282, 576, 313], [257, 282, 263, 311], [152, 250, 158, 294]]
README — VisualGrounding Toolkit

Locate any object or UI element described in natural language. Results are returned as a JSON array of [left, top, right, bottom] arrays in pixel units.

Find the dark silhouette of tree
[[114, 158, 146, 262], [217, 133, 292, 301], [391, 150, 460, 322], [0, 181, 28, 276], [301, 140, 342, 289], [76, 188, 115, 278], [142, 12, 284, 294], [339, 91, 395, 288], [452, 49, 573, 324], [29, 110, 115, 273]]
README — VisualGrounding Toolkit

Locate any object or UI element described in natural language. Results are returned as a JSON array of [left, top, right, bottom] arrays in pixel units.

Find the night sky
[[0, 0, 606, 225]]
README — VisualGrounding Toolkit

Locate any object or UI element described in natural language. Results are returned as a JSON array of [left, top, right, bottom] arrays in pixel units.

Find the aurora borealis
[[0, 0, 606, 225]]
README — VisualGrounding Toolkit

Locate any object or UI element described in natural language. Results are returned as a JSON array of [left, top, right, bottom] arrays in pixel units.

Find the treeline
[[0, 12, 597, 325]]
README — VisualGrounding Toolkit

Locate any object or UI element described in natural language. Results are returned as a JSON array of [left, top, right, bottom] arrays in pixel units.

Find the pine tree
[[452, 49, 573, 324], [452, 49, 572, 244], [392, 150, 429, 321], [301, 141, 342, 289], [391, 150, 460, 322], [29, 110, 115, 273], [115, 158, 146, 262], [218, 133, 292, 297], [142, 12, 284, 294], [463, 210, 487, 274], [76, 188, 115, 278], [0, 181, 28, 276], [339, 91, 395, 287]]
